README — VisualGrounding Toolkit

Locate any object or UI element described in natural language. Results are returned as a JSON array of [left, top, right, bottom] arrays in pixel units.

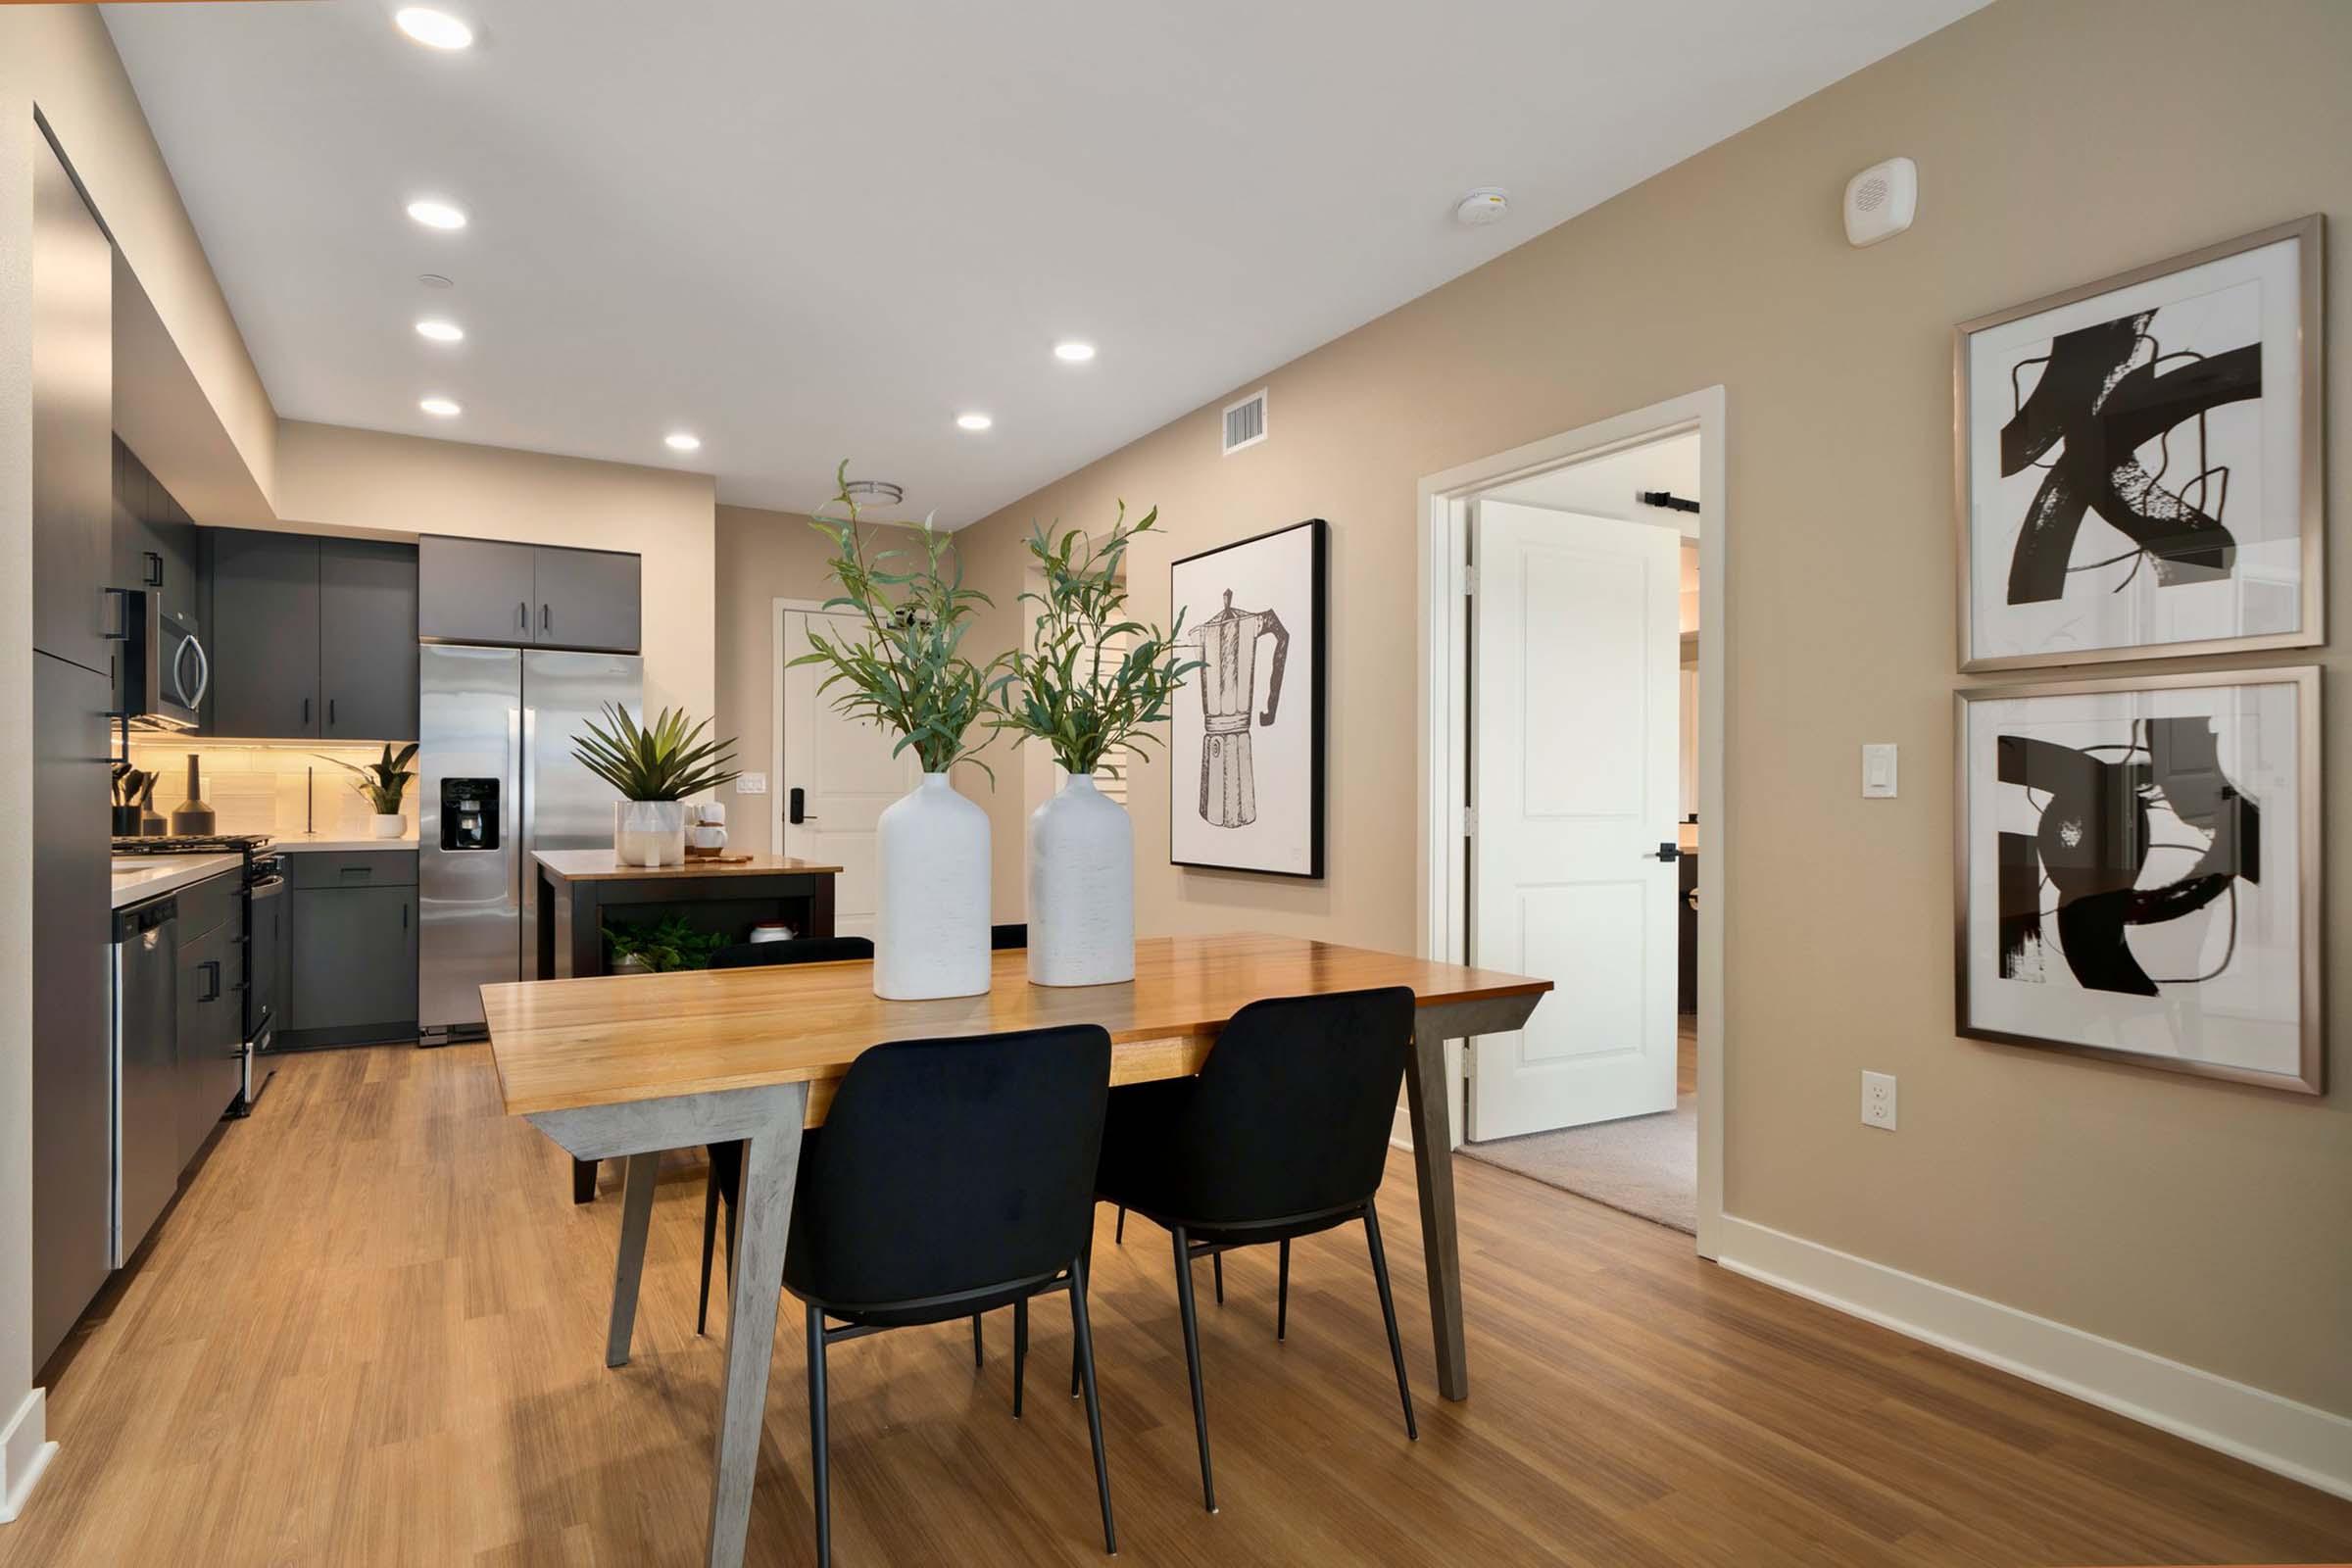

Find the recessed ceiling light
[[1053, 341, 1096, 364], [956, 413, 993, 431], [663, 431, 702, 452], [406, 198, 467, 231], [417, 272, 454, 289], [394, 7, 473, 50], [419, 396, 462, 417], [415, 318, 465, 343]]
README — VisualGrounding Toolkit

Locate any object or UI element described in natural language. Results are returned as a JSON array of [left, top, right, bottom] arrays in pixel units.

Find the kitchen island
[[530, 850, 845, 982]]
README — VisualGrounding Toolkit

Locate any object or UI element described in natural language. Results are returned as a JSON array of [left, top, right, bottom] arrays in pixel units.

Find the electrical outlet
[[736, 772, 767, 795], [1861, 1070, 1898, 1131]]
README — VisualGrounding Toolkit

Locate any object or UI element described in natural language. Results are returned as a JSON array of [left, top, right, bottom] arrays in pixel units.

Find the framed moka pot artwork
[[1169, 517, 1327, 878]]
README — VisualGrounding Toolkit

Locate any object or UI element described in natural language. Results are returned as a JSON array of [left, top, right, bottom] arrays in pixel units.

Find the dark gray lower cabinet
[[173, 870, 244, 1172], [287, 853, 419, 1047]]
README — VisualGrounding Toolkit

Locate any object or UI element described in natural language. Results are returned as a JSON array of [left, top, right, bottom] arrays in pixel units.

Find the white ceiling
[[105, 0, 1982, 525]]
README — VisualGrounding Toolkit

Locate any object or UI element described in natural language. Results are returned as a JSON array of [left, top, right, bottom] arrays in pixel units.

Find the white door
[[1469, 500, 1682, 1140], [780, 610, 922, 940]]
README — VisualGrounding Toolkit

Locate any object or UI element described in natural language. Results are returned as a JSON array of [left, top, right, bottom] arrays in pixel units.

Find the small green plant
[[997, 504, 1201, 778], [790, 462, 1010, 780], [601, 915, 724, 973], [322, 743, 419, 814], [572, 706, 741, 802]]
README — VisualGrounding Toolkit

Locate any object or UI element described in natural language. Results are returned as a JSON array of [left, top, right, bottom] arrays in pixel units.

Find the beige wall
[[953, 0, 2352, 1417], [272, 421, 716, 723]]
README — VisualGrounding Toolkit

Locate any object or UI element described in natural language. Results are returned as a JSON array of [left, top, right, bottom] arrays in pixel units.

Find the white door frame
[[769, 596, 836, 856], [1417, 386, 1728, 1258]]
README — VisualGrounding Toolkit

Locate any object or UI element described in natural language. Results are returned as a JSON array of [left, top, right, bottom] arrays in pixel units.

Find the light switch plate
[[736, 772, 767, 796], [1861, 1070, 1898, 1130], [1861, 743, 1898, 798]]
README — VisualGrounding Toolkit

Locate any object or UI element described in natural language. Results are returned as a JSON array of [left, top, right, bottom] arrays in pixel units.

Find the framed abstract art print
[[1954, 665, 2321, 1094], [1953, 217, 2323, 672]]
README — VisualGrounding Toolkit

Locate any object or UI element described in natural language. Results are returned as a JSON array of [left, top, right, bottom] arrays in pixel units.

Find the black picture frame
[[1167, 517, 1327, 879]]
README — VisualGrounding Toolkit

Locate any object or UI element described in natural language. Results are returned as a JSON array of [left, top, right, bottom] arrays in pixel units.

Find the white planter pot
[[370, 813, 406, 839], [873, 772, 991, 1000], [613, 800, 687, 867], [1027, 771, 1134, 987]]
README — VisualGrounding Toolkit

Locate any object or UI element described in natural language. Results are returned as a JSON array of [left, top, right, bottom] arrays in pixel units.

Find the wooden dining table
[[482, 931, 1551, 1568]]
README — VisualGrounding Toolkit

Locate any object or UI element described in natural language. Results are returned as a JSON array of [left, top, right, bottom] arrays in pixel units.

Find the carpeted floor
[[1462, 1093, 1698, 1235]]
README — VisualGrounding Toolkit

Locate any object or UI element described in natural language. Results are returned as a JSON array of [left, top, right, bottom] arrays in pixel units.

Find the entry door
[[1469, 500, 1681, 1140], [781, 610, 922, 939]]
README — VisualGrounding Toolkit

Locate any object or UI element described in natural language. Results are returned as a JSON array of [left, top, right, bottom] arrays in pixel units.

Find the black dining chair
[[1094, 986, 1419, 1514], [789, 1024, 1118, 1564], [698, 935, 873, 1334]]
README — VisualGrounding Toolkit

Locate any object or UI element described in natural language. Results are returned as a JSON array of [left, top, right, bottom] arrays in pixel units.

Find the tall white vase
[[1027, 771, 1135, 987], [873, 772, 992, 1001]]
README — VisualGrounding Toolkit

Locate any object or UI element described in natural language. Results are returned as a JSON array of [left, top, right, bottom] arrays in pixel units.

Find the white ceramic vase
[[873, 772, 991, 1000], [370, 813, 406, 840], [1027, 771, 1134, 987], [613, 799, 687, 867]]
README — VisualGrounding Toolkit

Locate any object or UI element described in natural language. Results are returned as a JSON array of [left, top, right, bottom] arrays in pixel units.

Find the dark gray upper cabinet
[[417, 535, 640, 653], [417, 535, 536, 645], [207, 529, 322, 738], [114, 440, 200, 633], [31, 131, 114, 677], [320, 539, 419, 742], [530, 546, 640, 653]]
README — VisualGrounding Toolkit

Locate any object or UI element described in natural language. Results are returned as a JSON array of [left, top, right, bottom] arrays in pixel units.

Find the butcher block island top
[[530, 849, 845, 881], [483, 930, 1552, 1117]]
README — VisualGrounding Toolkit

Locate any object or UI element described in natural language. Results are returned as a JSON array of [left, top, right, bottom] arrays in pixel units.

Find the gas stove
[[110, 833, 274, 856]]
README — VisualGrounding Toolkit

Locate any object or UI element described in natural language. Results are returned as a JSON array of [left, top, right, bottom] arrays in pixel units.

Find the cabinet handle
[[199, 959, 221, 1003], [402, 902, 410, 931], [142, 550, 164, 589], [541, 603, 551, 634], [517, 600, 528, 633], [302, 696, 312, 726], [328, 698, 337, 728]]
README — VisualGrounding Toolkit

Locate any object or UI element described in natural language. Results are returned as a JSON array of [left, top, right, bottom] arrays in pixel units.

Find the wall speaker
[[1843, 157, 1918, 248]]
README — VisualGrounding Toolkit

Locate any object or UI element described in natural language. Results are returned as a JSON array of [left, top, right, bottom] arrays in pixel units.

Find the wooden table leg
[[1403, 1021, 1468, 1400], [707, 1090, 808, 1568], [606, 1152, 659, 1367]]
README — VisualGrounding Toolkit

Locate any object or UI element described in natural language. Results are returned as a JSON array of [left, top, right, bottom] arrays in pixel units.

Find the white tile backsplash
[[128, 741, 420, 840]]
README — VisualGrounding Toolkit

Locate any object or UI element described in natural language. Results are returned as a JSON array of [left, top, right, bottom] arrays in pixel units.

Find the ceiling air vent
[[1222, 388, 1268, 455]]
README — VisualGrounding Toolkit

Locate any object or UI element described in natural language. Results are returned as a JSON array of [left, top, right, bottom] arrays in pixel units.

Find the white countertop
[[269, 834, 419, 853], [110, 853, 244, 908]]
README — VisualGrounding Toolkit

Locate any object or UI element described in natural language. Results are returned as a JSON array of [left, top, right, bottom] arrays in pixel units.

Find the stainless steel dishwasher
[[112, 895, 180, 1267]]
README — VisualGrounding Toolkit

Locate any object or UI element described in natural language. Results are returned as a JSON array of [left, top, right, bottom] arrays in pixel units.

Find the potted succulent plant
[[792, 463, 1008, 1000], [571, 705, 742, 867], [323, 743, 419, 838], [996, 504, 1199, 985]]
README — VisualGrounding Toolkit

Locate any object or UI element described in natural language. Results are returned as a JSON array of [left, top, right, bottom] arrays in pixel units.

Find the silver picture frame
[[1952, 216, 2325, 673], [1953, 664, 2322, 1095]]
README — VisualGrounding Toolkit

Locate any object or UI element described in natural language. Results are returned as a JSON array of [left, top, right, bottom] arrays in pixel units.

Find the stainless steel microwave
[[116, 588, 206, 731]]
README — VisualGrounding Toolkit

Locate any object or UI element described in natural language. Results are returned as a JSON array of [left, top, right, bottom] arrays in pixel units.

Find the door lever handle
[[1647, 841, 1681, 863]]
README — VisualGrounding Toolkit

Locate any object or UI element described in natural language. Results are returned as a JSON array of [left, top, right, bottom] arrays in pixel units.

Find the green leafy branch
[[788, 461, 1011, 780], [995, 503, 1202, 778]]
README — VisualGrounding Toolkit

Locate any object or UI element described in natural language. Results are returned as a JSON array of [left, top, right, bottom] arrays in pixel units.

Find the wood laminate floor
[[9, 1044, 2349, 1566]]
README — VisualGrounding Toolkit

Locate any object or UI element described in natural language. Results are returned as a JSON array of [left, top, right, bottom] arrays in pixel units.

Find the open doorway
[[1417, 388, 1725, 1253]]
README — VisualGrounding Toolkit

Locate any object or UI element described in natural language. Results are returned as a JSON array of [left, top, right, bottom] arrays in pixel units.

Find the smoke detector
[[1454, 187, 1510, 226], [1843, 158, 1918, 247]]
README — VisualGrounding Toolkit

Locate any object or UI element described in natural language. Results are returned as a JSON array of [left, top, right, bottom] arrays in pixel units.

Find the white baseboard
[[1715, 1215, 2352, 1503], [0, 1388, 55, 1524]]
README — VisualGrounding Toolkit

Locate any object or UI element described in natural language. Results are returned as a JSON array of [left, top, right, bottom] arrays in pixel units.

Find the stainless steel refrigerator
[[417, 645, 641, 1040]]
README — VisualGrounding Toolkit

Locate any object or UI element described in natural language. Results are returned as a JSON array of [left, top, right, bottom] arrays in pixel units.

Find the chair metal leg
[[1170, 1226, 1216, 1513], [1012, 1297, 1029, 1418], [1070, 1252, 1117, 1555], [1213, 1249, 1224, 1305], [1072, 1206, 1096, 1400], [972, 1313, 984, 1368], [1364, 1201, 1417, 1442], [697, 1166, 721, 1336], [1277, 1238, 1290, 1342], [807, 1304, 832, 1566]]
